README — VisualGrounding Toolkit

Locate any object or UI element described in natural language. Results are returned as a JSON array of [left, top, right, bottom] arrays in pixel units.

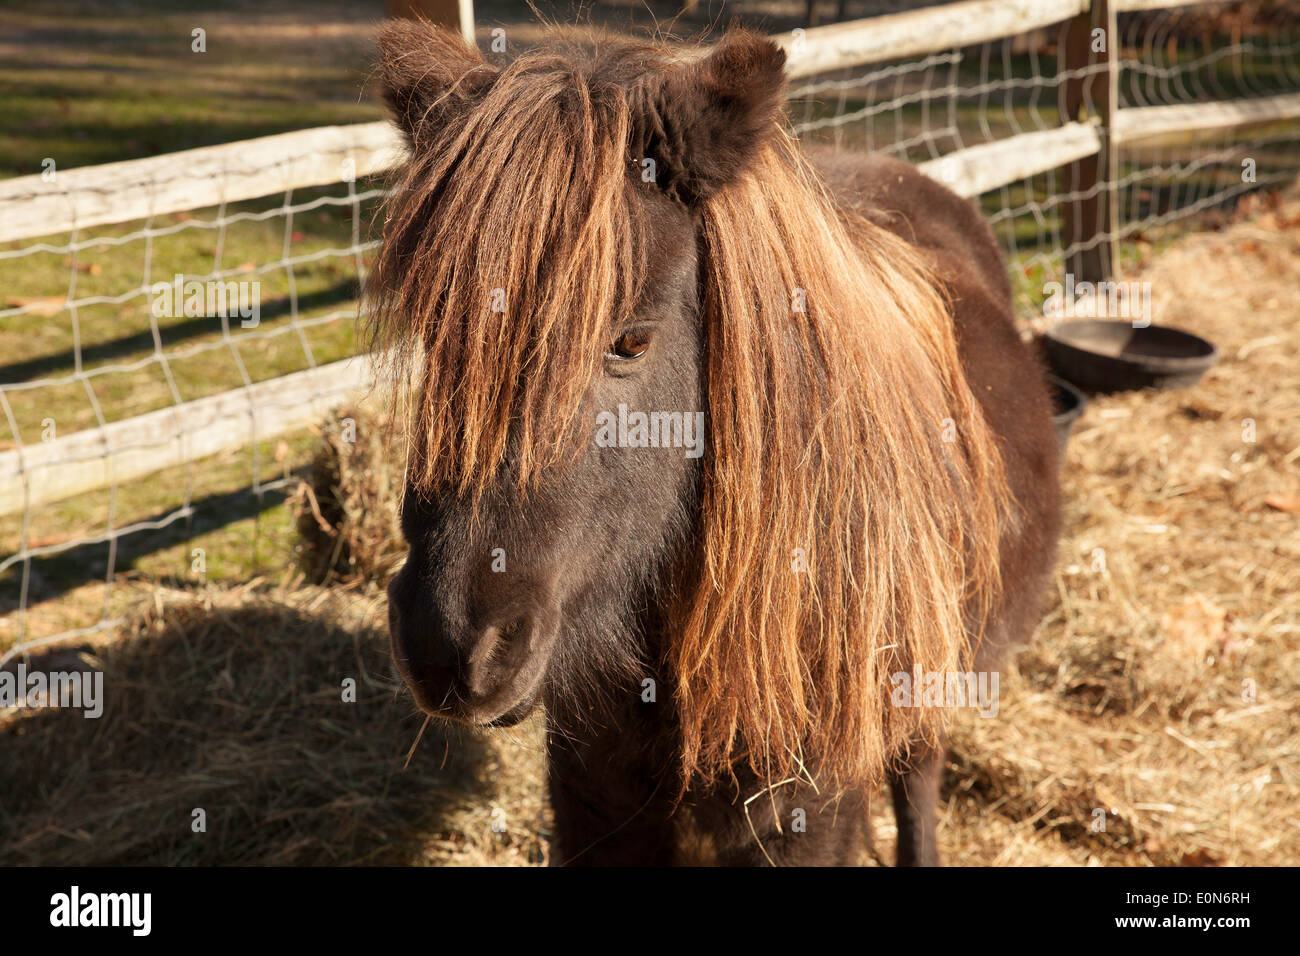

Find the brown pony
[[368, 21, 1060, 866]]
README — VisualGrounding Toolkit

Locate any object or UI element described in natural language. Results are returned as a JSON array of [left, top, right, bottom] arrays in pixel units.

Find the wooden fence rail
[[777, 0, 1089, 79], [0, 123, 403, 247], [0, 359, 376, 518], [1, 0, 1295, 515]]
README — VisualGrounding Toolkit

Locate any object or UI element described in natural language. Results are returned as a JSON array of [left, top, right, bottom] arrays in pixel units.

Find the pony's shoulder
[[805, 145, 1008, 300], [805, 147, 974, 233]]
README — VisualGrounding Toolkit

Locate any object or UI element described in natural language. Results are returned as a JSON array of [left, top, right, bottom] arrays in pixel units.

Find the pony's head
[[369, 22, 1011, 791]]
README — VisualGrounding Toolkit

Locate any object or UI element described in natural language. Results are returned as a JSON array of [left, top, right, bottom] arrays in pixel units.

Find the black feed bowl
[[1047, 374, 1087, 462], [1044, 319, 1218, 394]]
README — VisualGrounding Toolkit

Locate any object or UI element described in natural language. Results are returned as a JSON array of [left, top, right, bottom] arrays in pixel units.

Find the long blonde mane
[[679, 134, 1013, 791]]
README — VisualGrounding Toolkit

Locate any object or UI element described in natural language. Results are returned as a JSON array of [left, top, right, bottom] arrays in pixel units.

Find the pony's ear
[[634, 31, 788, 206], [376, 20, 497, 145]]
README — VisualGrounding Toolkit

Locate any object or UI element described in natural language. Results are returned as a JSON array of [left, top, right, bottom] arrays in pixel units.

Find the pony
[[368, 21, 1061, 866]]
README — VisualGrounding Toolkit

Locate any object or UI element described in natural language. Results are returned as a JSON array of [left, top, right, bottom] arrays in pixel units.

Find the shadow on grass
[[0, 592, 504, 865], [0, 480, 299, 616], [0, 278, 361, 387]]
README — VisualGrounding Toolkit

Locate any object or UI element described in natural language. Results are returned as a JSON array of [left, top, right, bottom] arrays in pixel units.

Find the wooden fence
[[0, 0, 1296, 520]]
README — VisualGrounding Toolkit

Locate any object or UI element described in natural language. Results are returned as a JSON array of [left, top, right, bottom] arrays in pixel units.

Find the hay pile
[[294, 405, 405, 588], [0, 585, 548, 865], [932, 191, 1300, 866]]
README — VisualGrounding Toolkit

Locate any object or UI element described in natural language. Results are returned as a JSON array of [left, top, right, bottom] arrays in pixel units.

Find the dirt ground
[[2, 185, 1298, 866]]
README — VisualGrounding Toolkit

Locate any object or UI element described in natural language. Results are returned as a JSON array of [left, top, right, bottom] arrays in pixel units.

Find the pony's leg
[[547, 774, 674, 866], [545, 722, 675, 866], [889, 743, 946, 866], [710, 787, 871, 866]]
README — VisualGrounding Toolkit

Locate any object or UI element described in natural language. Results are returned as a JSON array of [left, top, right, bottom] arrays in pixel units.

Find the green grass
[[0, 1, 393, 644], [1, 183, 381, 444], [0, 0, 384, 178], [0, 430, 324, 648]]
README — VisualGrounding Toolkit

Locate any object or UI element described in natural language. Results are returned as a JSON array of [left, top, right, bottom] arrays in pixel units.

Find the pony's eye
[[609, 329, 651, 359]]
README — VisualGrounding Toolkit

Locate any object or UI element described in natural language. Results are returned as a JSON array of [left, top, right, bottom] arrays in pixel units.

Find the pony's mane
[[367, 32, 1014, 794], [681, 135, 1012, 792], [367, 40, 658, 496]]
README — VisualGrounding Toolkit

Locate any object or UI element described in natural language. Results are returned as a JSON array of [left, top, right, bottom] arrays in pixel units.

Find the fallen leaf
[[5, 295, 66, 315], [1264, 493, 1300, 514], [1179, 848, 1221, 867]]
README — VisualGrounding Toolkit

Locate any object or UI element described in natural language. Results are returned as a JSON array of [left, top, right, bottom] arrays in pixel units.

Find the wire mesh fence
[[2, 0, 1298, 670], [0, 144, 389, 664], [790, 0, 1300, 313]]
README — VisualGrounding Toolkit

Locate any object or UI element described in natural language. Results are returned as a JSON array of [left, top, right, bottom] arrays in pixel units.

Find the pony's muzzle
[[387, 572, 555, 726]]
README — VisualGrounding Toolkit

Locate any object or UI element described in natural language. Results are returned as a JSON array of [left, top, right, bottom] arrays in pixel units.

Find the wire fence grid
[[791, 1, 1300, 310]]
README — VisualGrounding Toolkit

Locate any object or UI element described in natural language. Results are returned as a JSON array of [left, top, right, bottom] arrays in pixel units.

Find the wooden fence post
[[385, 0, 475, 46], [1061, 0, 1119, 282]]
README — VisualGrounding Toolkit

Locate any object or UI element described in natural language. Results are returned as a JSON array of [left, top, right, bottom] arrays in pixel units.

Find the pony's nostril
[[466, 616, 534, 698], [497, 616, 532, 650]]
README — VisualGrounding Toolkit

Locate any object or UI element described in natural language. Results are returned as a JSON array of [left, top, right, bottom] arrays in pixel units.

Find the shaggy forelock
[[368, 40, 663, 500]]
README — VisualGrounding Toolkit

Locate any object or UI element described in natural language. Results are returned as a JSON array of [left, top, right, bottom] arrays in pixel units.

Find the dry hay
[[937, 189, 1300, 867], [294, 405, 405, 588], [0, 585, 548, 866]]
